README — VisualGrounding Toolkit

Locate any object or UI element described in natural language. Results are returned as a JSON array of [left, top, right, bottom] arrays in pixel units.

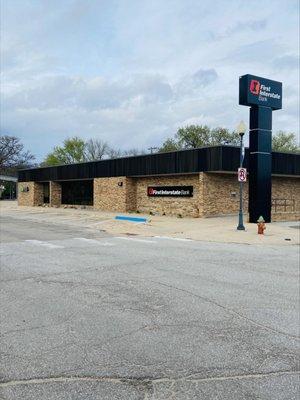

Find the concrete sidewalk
[[1, 200, 299, 245]]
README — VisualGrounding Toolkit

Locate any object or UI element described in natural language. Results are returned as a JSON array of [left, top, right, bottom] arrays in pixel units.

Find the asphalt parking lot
[[0, 209, 299, 399]]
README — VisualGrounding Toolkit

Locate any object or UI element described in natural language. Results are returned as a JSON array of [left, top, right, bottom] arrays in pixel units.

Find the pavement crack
[[0, 370, 298, 388], [149, 280, 300, 341], [0, 310, 80, 338], [0, 266, 102, 284]]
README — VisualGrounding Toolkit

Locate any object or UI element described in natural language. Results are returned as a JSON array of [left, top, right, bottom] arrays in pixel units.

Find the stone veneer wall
[[201, 173, 248, 217], [126, 179, 137, 211], [18, 181, 44, 206], [202, 173, 300, 221], [135, 174, 200, 217], [18, 174, 299, 222], [94, 177, 136, 212], [272, 176, 300, 221], [50, 181, 62, 207]]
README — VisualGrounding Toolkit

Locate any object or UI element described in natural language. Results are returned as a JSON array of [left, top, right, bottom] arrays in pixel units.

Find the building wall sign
[[239, 74, 282, 110], [147, 186, 193, 197]]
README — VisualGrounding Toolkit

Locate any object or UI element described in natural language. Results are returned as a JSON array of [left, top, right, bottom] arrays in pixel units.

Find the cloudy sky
[[1, 0, 299, 160]]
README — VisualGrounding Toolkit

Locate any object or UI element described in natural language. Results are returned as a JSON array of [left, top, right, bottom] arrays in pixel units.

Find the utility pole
[[148, 146, 159, 154]]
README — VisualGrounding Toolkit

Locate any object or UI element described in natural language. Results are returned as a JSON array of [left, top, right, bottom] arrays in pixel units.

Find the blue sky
[[1, 0, 299, 160]]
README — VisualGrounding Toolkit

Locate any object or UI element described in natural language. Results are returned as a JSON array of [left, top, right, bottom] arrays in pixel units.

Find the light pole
[[237, 121, 246, 231]]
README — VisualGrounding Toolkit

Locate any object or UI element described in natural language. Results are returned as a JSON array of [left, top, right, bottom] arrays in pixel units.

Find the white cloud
[[1, 0, 299, 160]]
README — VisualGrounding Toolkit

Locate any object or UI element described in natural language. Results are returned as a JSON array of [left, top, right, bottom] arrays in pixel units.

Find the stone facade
[[272, 176, 300, 221], [18, 182, 44, 206], [135, 175, 200, 217], [50, 181, 62, 207], [126, 179, 137, 211], [201, 173, 300, 221], [18, 174, 300, 221], [94, 177, 136, 212], [201, 173, 248, 217]]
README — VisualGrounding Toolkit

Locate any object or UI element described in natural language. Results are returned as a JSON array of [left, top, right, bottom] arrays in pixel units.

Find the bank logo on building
[[148, 186, 193, 197]]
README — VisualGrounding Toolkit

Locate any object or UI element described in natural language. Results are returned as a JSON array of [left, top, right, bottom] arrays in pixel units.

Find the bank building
[[18, 145, 299, 222]]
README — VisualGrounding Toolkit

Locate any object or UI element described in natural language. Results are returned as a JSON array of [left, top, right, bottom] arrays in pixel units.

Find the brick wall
[[19, 174, 299, 222], [201, 173, 300, 221], [135, 174, 200, 217], [50, 181, 62, 207], [126, 178, 137, 211], [18, 182, 44, 206], [272, 176, 300, 221], [272, 177, 300, 211], [94, 177, 136, 212], [202, 173, 248, 217]]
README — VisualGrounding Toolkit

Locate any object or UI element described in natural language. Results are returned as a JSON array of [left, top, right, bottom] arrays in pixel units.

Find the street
[[0, 210, 299, 399]]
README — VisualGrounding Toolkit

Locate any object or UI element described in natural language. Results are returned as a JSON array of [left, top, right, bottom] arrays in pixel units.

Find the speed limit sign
[[238, 168, 247, 182]]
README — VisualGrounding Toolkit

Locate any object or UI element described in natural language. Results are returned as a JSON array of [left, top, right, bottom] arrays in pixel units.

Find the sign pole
[[237, 130, 245, 231], [249, 106, 272, 222]]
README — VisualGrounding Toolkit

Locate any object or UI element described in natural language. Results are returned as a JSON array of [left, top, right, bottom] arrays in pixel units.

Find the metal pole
[[237, 134, 245, 230]]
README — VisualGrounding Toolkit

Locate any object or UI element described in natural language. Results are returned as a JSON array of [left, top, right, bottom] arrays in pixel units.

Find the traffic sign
[[238, 168, 247, 182]]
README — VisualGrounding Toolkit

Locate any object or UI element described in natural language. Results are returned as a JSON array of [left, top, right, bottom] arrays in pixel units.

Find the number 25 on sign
[[238, 168, 247, 182]]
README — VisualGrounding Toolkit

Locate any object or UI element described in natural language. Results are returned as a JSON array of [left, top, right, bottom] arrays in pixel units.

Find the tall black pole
[[249, 106, 272, 222], [239, 74, 282, 223]]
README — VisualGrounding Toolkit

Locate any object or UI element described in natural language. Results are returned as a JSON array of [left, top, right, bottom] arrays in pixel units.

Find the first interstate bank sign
[[148, 186, 193, 197], [239, 74, 282, 110]]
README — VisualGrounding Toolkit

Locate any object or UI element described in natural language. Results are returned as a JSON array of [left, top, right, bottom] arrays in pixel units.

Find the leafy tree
[[42, 137, 148, 165], [85, 139, 109, 160], [177, 125, 211, 148], [210, 127, 240, 146], [272, 131, 299, 153], [159, 125, 239, 152], [0, 135, 35, 174], [42, 137, 86, 166], [159, 138, 180, 153]]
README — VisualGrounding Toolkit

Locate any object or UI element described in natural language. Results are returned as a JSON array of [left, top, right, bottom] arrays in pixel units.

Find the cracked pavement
[[0, 208, 299, 399]]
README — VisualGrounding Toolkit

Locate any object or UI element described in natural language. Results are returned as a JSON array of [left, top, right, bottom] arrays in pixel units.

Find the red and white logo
[[148, 188, 154, 195], [238, 168, 247, 182], [249, 80, 260, 95]]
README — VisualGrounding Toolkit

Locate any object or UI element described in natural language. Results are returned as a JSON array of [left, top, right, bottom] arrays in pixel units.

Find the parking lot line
[[154, 236, 193, 242], [114, 236, 156, 244], [73, 237, 115, 246], [24, 240, 64, 249]]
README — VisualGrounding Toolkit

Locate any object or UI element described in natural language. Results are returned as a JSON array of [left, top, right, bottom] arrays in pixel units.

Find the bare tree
[[106, 147, 146, 159], [122, 148, 146, 156], [0, 135, 35, 174], [107, 148, 123, 159], [85, 139, 109, 161]]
